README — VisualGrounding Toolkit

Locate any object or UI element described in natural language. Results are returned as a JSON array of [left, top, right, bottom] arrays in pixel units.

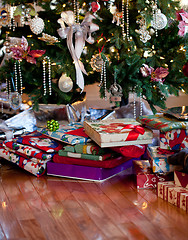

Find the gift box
[[47, 158, 134, 182], [137, 114, 188, 132], [174, 171, 188, 189], [180, 192, 188, 212], [147, 146, 181, 173], [83, 118, 153, 148], [160, 129, 188, 150], [138, 114, 188, 150], [168, 186, 188, 207], [38, 122, 91, 145], [157, 181, 175, 200], [133, 160, 173, 189]]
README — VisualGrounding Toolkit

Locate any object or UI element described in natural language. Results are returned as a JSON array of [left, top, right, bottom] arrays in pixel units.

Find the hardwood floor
[[0, 159, 188, 240]]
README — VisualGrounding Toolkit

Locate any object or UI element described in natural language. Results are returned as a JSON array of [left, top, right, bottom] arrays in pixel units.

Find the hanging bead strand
[[103, 59, 107, 100], [14, 61, 18, 93], [122, 0, 125, 40], [48, 57, 52, 95], [133, 92, 136, 119], [152, 0, 158, 37], [43, 58, 47, 96], [76, 0, 80, 23], [6, 77, 9, 100], [73, 0, 77, 22], [126, 0, 130, 41], [140, 92, 143, 116], [18, 60, 23, 95]]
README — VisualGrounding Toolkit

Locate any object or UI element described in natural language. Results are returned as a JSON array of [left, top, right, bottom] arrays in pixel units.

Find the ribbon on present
[[57, 11, 99, 92], [0, 120, 13, 140]]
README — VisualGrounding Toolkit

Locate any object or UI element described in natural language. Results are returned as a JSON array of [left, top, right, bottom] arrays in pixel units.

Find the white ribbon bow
[[0, 120, 13, 140], [57, 11, 99, 92]]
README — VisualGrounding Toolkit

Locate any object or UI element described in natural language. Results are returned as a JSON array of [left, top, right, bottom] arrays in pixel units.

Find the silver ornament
[[30, 15, 44, 35], [151, 9, 167, 30], [9, 92, 22, 110], [58, 74, 73, 92]]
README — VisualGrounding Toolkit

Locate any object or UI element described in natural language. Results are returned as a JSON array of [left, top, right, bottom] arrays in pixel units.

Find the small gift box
[[168, 186, 188, 207], [147, 146, 180, 173], [84, 118, 153, 148], [180, 192, 188, 212], [133, 160, 173, 189], [157, 181, 175, 200], [174, 171, 188, 189]]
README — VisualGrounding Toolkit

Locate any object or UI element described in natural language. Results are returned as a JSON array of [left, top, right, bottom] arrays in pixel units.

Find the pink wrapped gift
[[180, 192, 188, 212], [174, 171, 188, 189], [168, 186, 188, 206], [133, 160, 173, 189]]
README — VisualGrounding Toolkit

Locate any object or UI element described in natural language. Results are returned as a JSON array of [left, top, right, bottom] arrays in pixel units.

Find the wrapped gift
[[83, 118, 153, 148], [174, 171, 188, 189], [157, 181, 175, 200], [13, 131, 63, 153], [147, 146, 181, 173], [160, 129, 188, 150], [0, 146, 46, 177], [38, 122, 91, 145], [138, 114, 188, 150], [180, 192, 188, 212], [133, 160, 173, 189], [137, 114, 188, 132], [47, 158, 134, 182], [168, 186, 188, 206]]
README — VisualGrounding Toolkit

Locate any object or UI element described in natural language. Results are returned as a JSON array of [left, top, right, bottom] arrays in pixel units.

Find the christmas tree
[[0, 0, 187, 112]]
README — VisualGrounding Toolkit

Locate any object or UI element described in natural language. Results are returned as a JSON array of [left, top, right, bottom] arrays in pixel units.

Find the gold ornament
[[38, 33, 59, 45], [90, 53, 110, 72]]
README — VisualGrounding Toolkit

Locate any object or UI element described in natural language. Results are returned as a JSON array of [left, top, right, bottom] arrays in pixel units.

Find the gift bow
[[0, 120, 13, 140], [57, 11, 99, 92], [122, 124, 145, 142]]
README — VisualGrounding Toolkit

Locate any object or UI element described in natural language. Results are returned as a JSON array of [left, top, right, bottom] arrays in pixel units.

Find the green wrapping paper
[[58, 150, 116, 161], [62, 142, 107, 155], [137, 114, 188, 132]]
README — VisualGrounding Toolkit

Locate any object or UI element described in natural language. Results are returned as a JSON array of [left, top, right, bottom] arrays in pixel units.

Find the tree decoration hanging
[[58, 73, 73, 92], [57, 11, 99, 92]]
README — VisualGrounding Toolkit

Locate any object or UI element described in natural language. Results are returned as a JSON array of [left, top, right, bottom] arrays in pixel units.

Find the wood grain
[[0, 160, 188, 240]]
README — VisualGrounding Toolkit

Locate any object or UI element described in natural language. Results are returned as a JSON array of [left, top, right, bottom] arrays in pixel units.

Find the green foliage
[[0, 0, 187, 111]]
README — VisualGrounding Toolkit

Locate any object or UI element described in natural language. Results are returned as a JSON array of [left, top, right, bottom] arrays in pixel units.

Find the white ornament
[[58, 74, 73, 92], [30, 15, 44, 35], [151, 9, 167, 30]]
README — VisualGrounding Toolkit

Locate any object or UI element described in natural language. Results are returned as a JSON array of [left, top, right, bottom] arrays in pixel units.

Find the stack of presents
[[0, 107, 188, 211]]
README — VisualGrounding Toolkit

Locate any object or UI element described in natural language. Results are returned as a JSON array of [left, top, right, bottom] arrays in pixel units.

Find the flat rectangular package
[[47, 158, 134, 182], [83, 118, 153, 148]]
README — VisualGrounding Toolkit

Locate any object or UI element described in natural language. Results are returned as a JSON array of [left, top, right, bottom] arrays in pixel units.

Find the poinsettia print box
[[83, 118, 153, 148]]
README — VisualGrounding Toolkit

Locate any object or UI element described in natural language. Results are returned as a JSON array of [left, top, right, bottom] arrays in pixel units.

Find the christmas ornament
[[9, 92, 22, 110], [176, 9, 188, 37], [126, 0, 130, 41], [0, 7, 10, 27], [58, 74, 73, 92], [10, 36, 46, 64], [38, 33, 59, 45], [109, 4, 122, 26], [136, 17, 151, 43], [57, 11, 99, 91], [98, 57, 108, 100], [151, 9, 167, 30], [90, 53, 104, 72], [14, 60, 23, 95], [91, 2, 100, 13], [183, 62, 188, 77], [109, 70, 123, 103], [43, 56, 52, 96], [47, 119, 59, 131], [30, 15, 44, 35]]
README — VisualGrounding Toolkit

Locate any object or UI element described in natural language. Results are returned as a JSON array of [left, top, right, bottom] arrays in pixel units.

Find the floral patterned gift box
[[83, 118, 153, 148]]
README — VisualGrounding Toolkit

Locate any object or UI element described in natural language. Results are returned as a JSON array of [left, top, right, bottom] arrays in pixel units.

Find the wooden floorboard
[[0, 160, 188, 240]]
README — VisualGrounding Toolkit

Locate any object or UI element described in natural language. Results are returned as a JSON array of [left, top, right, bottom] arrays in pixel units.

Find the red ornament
[[182, 62, 188, 77], [91, 2, 100, 12]]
